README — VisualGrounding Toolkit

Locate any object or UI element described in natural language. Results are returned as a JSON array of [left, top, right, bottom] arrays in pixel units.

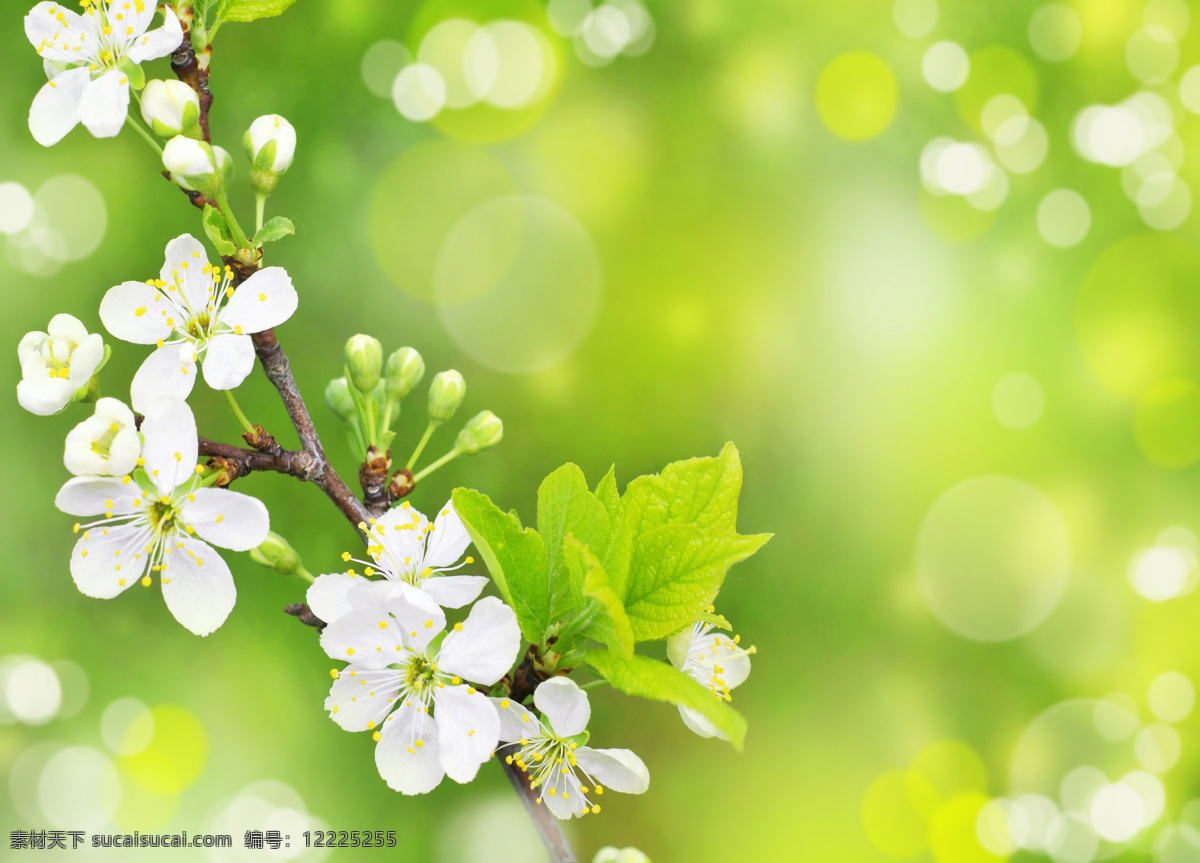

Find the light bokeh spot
[[39, 746, 120, 829], [0, 182, 35, 234], [1037, 189, 1090, 248], [101, 697, 155, 757], [816, 52, 898, 141], [955, 48, 1038, 135], [894, 0, 939, 38], [393, 63, 447, 122], [992, 372, 1045, 430], [1135, 723, 1181, 772], [1148, 672, 1195, 723], [361, 39, 410, 98], [923, 42, 970, 92], [5, 658, 61, 725], [1029, 4, 1083, 62], [120, 705, 208, 795], [1126, 26, 1178, 84]]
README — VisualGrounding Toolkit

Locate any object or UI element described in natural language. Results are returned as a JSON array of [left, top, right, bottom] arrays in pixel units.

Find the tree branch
[[501, 757, 579, 863]]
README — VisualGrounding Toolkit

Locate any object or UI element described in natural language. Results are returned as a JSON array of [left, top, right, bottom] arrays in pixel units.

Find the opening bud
[[245, 114, 296, 196], [162, 136, 224, 196], [427, 370, 466, 423], [324, 377, 355, 422], [385, 347, 425, 401], [249, 531, 304, 577], [344, 334, 383, 394], [455, 410, 503, 454], [140, 79, 201, 139]]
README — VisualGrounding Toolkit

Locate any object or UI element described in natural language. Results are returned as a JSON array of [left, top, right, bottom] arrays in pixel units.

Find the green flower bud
[[325, 377, 355, 422], [244, 114, 296, 196], [249, 532, 303, 576], [428, 370, 466, 423], [140, 79, 201, 139], [162, 136, 223, 197], [344, 334, 383, 394], [455, 410, 502, 454], [593, 849, 650, 863], [385, 347, 425, 401]]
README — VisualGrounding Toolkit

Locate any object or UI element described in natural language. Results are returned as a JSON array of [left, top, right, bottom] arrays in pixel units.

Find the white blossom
[[24, 0, 183, 146], [320, 592, 521, 794], [64, 396, 140, 476], [17, 313, 105, 416], [98, 233, 297, 412], [493, 677, 650, 819], [245, 114, 296, 172], [666, 614, 755, 739], [54, 396, 270, 635], [141, 79, 199, 138]]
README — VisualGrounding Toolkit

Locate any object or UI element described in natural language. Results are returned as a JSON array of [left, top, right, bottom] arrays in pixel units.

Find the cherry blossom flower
[[320, 592, 520, 795], [98, 233, 297, 412], [64, 396, 140, 476], [17, 313, 106, 416], [493, 677, 650, 819], [54, 396, 269, 635], [666, 614, 755, 739], [24, 0, 183, 146]]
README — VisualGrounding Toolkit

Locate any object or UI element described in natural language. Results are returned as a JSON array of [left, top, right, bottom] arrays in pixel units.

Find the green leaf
[[584, 650, 747, 750], [254, 216, 294, 246], [218, 0, 297, 23], [452, 488, 550, 645], [594, 465, 619, 522], [623, 526, 770, 641], [695, 610, 733, 631], [564, 537, 633, 657], [202, 205, 237, 257], [537, 464, 610, 613]]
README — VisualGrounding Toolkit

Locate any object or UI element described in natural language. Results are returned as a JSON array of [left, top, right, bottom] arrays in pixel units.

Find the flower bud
[[162, 136, 222, 195], [248, 532, 303, 576], [140, 79, 201, 139], [17, 314, 106, 416], [244, 114, 296, 196], [593, 848, 650, 863], [344, 334, 383, 394], [427, 370, 466, 423], [384, 347, 425, 401], [325, 377, 355, 422], [455, 410, 502, 454], [213, 145, 235, 186]]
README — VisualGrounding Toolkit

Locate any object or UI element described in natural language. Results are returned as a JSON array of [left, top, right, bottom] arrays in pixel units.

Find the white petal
[[140, 395, 197, 496], [533, 677, 591, 738], [382, 588, 446, 654], [375, 700, 444, 795], [130, 344, 197, 414], [159, 536, 236, 636], [420, 575, 487, 609], [181, 487, 269, 551], [678, 705, 723, 739], [66, 333, 104, 385], [28, 67, 88, 147], [221, 268, 297, 334], [70, 523, 151, 599], [201, 333, 255, 390], [105, 426, 142, 477], [422, 500, 471, 568], [77, 68, 129, 139], [489, 696, 540, 743], [126, 0, 160, 41], [666, 627, 691, 670], [542, 770, 586, 820], [324, 665, 402, 732], [124, 6, 183, 64], [17, 376, 74, 415], [55, 476, 140, 517], [63, 411, 139, 477], [99, 281, 173, 345], [307, 573, 359, 625], [25, 2, 91, 63], [573, 747, 650, 795], [18, 331, 49, 365], [437, 596, 521, 686], [433, 685, 500, 784], [319, 608, 406, 669], [47, 313, 88, 343], [158, 234, 212, 311]]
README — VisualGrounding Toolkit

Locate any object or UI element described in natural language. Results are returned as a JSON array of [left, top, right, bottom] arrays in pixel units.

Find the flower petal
[[124, 6, 183, 65], [47, 313, 88, 343], [678, 705, 723, 739], [221, 268, 297, 334], [319, 607, 406, 669], [533, 677, 591, 739], [25, 2, 91, 63], [437, 596, 521, 686], [541, 770, 586, 820], [70, 522, 151, 599], [382, 588, 446, 654], [130, 344, 197, 415], [324, 665, 403, 732], [201, 333, 255, 390], [55, 476, 140, 517], [140, 395, 197, 497], [159, 536, 236, 636], [28, 66, 89, 147], [66, 333, 104, 385], [77, 68, 129, 139], [422, 501, 471, 568], [159, 234, 213, 311], [375, 700, 444, 795], [99, 281, 174, 345], [573, 747, 650, 795], [433, 684, 499, 784], [181, 487, 269, 552], [17, 376, 75, 415], [489, 696, 540, 743], [420, 575, 487, 609], [307, 573, 395, 623]]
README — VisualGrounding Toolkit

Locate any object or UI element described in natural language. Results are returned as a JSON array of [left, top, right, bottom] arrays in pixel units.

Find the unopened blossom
[[666, 611, 755, 740], [307, 500, 487, 623], [493, 677, 650, 820], [64, 396, 140, 476], [320, 592, 521, 794], [17, 313, 105, 416], [141, 79, 200, 138], [98, 233, 297, 412], [24, 0, 183, 146], [245, 114, 296, 173], [54, 396, 270, 636]]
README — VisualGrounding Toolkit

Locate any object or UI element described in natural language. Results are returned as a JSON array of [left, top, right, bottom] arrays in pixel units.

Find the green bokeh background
[[4, 0, 1200, 860]]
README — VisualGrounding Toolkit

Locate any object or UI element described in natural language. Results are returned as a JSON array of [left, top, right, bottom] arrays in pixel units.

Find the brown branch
[[170, 13, 213, 143], [501, 757, 579, 863]]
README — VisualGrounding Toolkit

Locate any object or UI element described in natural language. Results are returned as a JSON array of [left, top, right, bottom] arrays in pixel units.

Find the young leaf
[[584, 650, 748, 750], [594, 465, 619, 522], [217, 0, 297, 23], [202, 205, 237, 257], [452, 488, 550, 646], [254, 216, 295, 246], [564, 536, 633, 657], [537, 463, 610, 612], [623, 526, 770, 641]]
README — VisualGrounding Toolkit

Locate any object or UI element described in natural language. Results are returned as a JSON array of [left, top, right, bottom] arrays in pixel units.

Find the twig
[[501, 758, 579, 863]]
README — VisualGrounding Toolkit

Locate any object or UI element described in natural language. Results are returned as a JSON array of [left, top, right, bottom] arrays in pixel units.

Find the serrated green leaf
[[623, 526, 770, 641], [537, 464, 610, 613], [564, 537, 632, 657], [218, 0, 297, 23], [594, 465, 619, 522], [452, 488, 550, 645], [584, 650, 747, 750], [254, 216, 294, 246], [202, 205, 237, 257]]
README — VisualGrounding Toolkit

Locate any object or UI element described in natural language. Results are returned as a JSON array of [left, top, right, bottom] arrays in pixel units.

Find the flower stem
[[213, 189, 250, 249], [406, 420, 439, 470], [412, 447, 460, 484], [125, 115, 162, 155], [255, 193, 266, 234], [293, 564, 315, 584], [578, 679, 610, 692], [223, 389, 256, 437]]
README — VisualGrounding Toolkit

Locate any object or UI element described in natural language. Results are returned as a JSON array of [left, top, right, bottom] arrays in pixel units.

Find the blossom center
[[89, 422, 122, 459]]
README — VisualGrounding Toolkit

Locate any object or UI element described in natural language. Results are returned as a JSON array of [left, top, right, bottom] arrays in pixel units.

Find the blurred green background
[[6, 0, 1200, 860]]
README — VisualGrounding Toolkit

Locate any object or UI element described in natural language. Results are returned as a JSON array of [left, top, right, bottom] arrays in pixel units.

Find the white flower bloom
[[246, 114, 296, 172], [492, 677, 650, 820], [307, 500, 487, 623], [141, 79, 199, 138], [54, 396, 270, 636], [320, 592, 521, 795], [98, 233, 298, 412], [64, 396, 140, 476], [666, 614, 755, 740], [24, 0, 183, 146], [17, 313, 105, 415]]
